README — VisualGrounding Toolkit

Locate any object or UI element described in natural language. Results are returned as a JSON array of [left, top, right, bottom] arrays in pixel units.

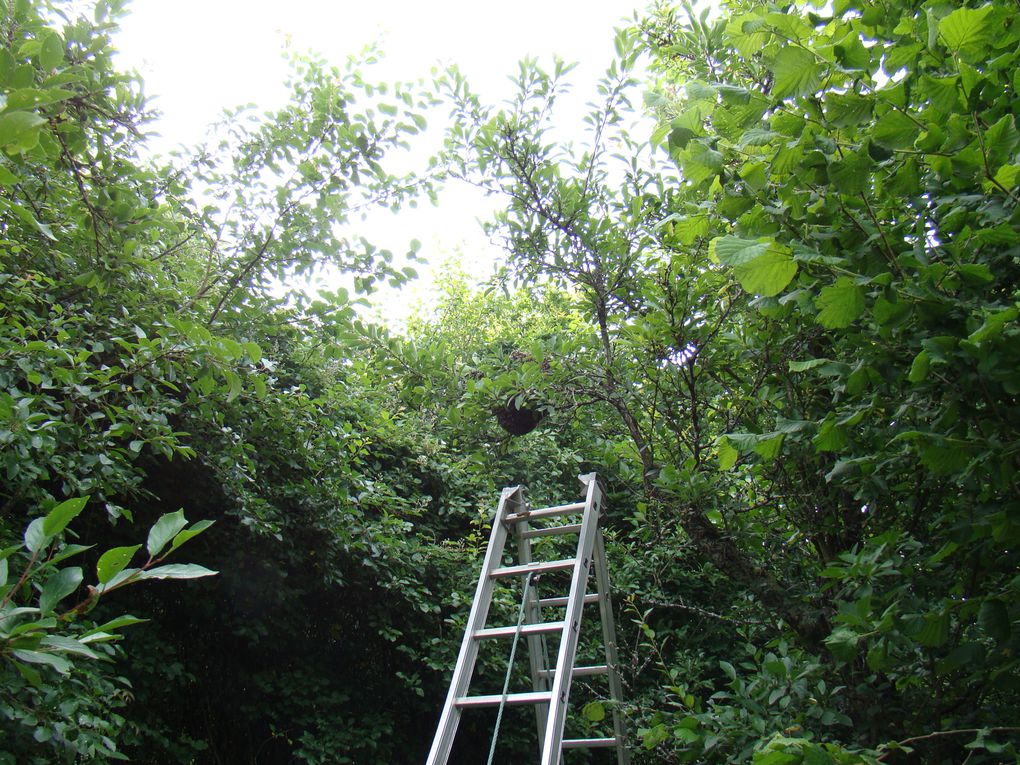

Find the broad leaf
[[39, 634, 99, 659], [82, 615, 148, 637], [0, 111, 46, 153], [42, 497, 88, 537], [815, 278, 865, 328], [939, 5, 996, 62], [147, 510, 189, 558], [96, 545, 141, 585], [711, 236, 797, 296], [168, 520, 215, 555], [771, 46, 822, 99], [718, 440, 738, 470], [39, 567, 83, 614], [40, 32, 64, 70], [24, 518, 48, 554], [978, 599, 1011, 643], [138, 564, 218, 581], [11, 649, 72, 674], [871, 110, 918, 149]]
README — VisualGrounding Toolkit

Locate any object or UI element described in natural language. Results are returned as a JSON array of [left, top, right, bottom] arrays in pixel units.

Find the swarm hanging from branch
[[493, 396, 546, 436]]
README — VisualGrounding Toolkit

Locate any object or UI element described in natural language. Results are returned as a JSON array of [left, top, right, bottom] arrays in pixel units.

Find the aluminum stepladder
[[426, 473, 630, 765]]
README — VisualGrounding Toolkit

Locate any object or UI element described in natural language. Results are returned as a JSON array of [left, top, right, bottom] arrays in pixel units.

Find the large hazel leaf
[[710, 236, 797, 296], [938, 5, 997, 62], [815, 277, 865, 328], [770, 46, 822, 99]]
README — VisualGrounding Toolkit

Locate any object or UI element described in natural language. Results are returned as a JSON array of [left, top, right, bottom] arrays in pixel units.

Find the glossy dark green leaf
[[38, 567, 82, 614], [42, 497, 87, 537], [146, 510, 189, 558], [96, 545, 141, 585]]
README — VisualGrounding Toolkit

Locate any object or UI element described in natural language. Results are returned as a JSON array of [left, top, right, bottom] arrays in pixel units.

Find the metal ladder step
[[520, 523, 582, 539], [455, 691, 553, 709], [563, 737, 618, 749], [540, 593, 600, 608], [538, 664, 608, 679], [475, 621, 565, 640], [491, 558, 575, 579], [505, 501, 585, 523]]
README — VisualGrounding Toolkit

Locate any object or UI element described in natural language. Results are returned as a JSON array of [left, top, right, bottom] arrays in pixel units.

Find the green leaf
[[24, 517, 49, 553], [771, 46, 822, 99], [718, 440, 738, 470], [0, 111, 46, 153], [871, 110, 918, 150], [733, 250, 798, 297], [914, 611, 950, 647], [824, 91, 874, 127], [815, 277, 865, 328], [39, 566, 82, 613], [968, 307, 1017, 345], [813, 419, 848, 452], [824, 627, 860, 661], [711, 236, 797, 296], [168, 520, 215, 555], [754, 432, 785, 460], [582, 701, 606, 722], [11, 649, 72, 674], [679, 140, 723, 185], [719, 660, 736, 680], [82, 615, 148, 637], [907, 350, 930, 383], [828, 149, 871, 195], [243, 341, 262, 363], [39, 634, 99, 659], [920, 441, 968, 475], [939, 5, 996, 62], [39, 32, 63, 70], [96, 545, 141, 584], [137, 563, 218, 581], [146, 510, 189, 558], [42, 497, 87, 537], [978, 599, 1010, 644], [788, 358, 832, 372]]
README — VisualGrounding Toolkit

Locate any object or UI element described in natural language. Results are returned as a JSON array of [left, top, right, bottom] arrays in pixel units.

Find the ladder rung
[[563, 737, 618, 749], [520, 523, 582, 539], [455, 691, 553, 708], [538, 664, 609, 679], [475, 621, 565, 639], [491, 559, 575, 579], [505, 501, 585, 523], [539, 593, 600, 608]]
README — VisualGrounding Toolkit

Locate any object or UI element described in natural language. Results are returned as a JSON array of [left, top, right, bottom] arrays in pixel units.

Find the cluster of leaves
[[421, 0, 1020, 761], [1, 496, 214, 763], [4, 0, 1020, 762], [0, 1, 470, 762]]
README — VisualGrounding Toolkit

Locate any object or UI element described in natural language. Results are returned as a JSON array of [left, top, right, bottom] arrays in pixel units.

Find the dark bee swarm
[[493, 402, 545, 436]]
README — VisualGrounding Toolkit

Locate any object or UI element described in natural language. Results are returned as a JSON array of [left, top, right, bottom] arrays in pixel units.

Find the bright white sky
[[114, 1, 648, 322]]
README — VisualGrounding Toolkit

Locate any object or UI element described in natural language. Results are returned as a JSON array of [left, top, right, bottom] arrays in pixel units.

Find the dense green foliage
[[1, 0, 1018, 763]]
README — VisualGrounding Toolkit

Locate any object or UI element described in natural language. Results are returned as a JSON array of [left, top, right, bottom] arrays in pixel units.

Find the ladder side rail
[[540, 475, 604, 765], [425, 486, 522, 765], [514, 511, 551, 749], [593, 530, 631, 765]]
